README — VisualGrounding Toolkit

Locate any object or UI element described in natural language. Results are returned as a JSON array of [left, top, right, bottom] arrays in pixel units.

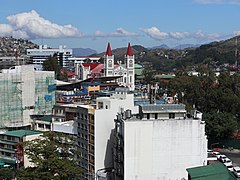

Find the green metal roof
[[39, 115, 52, 122], [187, 163, 236, 180], [3, 130, 42, 137], [155, 74, 175, 79], [134, 64, 143, 68]]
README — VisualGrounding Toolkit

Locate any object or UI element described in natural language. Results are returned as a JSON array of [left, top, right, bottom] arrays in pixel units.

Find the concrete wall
[[23, 133, 43, 167], [123, 119, 207, 180], [94, 93, 138, 175]]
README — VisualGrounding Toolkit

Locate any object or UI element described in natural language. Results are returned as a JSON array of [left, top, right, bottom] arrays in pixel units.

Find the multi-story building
[[27, 45, 72, 70], [76, 88, 138, 179], [0, 130, 43, 168], [113, 104, 208, 180], [0, 65, 55, 128]]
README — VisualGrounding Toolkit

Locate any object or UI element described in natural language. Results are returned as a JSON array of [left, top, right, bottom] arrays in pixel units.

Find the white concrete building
[[114, 104, 208, 180], [27, 45, 72, 70], [0, 65, 55, 128], [76, 88, 138, 179]]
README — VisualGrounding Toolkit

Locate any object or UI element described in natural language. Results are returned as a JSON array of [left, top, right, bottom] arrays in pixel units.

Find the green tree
[[204, 112, 238, 140], [42, 55, 60, 73], [43, 56, 68, 81], [17, 132, 82, 180], [0, 168, 16, 180], [142, 67, 156, 84]]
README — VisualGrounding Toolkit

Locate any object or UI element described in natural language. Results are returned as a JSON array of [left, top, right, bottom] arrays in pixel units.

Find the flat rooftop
[[3, 130, 42, 137]]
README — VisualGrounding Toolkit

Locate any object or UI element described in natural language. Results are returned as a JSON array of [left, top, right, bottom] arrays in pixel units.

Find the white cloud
[[169, 32, 191, 39], [0, 10, 84, 39], [93, 28, 138, 38], [109, 28, 138, 37], [141, 27, 169, 40], [94, 31, 106, 37], [194, 0, 240, 4], [141, 27, 224, 41]]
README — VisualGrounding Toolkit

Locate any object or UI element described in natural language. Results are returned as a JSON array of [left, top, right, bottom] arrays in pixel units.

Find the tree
[[142, 67, 156, 84], [42, 55, 60, 73], [17, 132, 82, 180], [43, 55, 68, 81], [0, 168, 16, 180], [203, 112, 238, 140]]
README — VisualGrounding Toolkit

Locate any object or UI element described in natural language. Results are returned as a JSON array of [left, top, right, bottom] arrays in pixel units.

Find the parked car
[[233, 166, 240, 178], [226, 164, 234, 172], [219, 154, 227, 163], [213, 151, 221, 159], [207, 149, 213, 154], [223, 158, 232, 167]]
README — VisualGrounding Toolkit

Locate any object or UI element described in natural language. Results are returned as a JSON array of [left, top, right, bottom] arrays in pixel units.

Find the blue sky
[[0, 0, 240, 52]]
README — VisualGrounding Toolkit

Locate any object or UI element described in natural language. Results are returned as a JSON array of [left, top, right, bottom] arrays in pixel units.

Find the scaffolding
[[0, 66, 56, 128], [0, 72, 23, 128], [34, 72, 55, 115]]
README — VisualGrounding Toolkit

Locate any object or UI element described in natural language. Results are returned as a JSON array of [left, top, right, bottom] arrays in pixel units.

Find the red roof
[[91, 64, 104, 73], [106, 42, 112, 56], [68, 71, 75, 77], [82, 63, 100, 70], [127, 42, 133, 56]]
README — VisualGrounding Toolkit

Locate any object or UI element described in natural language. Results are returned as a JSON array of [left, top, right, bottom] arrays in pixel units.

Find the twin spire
[[105, 42, 133, 56]]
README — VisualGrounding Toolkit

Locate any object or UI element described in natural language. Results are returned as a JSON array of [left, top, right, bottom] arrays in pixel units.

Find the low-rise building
[[0, 130, 42, 168]]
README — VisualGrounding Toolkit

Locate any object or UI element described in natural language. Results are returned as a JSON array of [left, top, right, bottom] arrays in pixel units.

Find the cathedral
[[77, 42, 135, 91]]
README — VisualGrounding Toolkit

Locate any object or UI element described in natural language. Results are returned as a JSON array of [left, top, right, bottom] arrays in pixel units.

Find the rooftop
[[39, 115, 52, 122], [187, 163, 236, 180], [139, 103, 186, 113], [3, 130, 43, 137]]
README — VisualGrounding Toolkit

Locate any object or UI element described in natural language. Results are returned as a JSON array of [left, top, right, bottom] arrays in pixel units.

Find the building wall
[[123, 119, 207, 180], [27, 45, 72, 70], [23, 134, 43, 167], [0, 65, 55, 128], [94, 93, 138, 175]]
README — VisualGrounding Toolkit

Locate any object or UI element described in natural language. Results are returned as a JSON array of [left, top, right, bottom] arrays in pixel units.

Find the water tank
[[125, 109, 132, 119]]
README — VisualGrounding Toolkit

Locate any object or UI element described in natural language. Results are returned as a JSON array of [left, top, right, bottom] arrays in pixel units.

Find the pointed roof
[[127, 42, 133, 56], [106, 42, 112, 56]]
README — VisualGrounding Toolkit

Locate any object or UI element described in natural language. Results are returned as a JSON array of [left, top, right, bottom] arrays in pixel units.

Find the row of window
[[146, 113, 176, 119]]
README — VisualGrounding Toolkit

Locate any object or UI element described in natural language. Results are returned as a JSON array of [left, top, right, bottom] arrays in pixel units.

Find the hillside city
[[0, 36, 240, 180]]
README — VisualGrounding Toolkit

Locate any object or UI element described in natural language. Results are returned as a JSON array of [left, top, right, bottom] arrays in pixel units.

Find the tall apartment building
[[0, 65, 55, 128], [113, 104, 208, 180], [76, 88, 138, 179], [27, 45, 72, 70]]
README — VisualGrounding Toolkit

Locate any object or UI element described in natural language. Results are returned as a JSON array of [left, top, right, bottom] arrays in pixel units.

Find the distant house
[[187, 163, 236, 180]]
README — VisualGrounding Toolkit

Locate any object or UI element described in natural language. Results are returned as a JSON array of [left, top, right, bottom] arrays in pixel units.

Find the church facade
[[76, 42, 135, 91]]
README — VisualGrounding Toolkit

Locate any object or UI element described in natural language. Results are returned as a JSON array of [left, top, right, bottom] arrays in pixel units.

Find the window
[[45, 125, 51, 129], [155, 113, 158, 119], [7, 136, 11, 141], [38, 124, 44, 128], [147, 113, 150, 119], [169, 113, 175, 119]]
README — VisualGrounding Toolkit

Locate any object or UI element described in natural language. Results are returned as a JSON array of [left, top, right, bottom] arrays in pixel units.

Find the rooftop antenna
[[235, 37, 238, 67]]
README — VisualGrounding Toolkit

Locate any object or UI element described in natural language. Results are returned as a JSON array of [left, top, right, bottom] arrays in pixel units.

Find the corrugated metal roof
[[140, 104, 186, 113], [187, 163, 236, 180]]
